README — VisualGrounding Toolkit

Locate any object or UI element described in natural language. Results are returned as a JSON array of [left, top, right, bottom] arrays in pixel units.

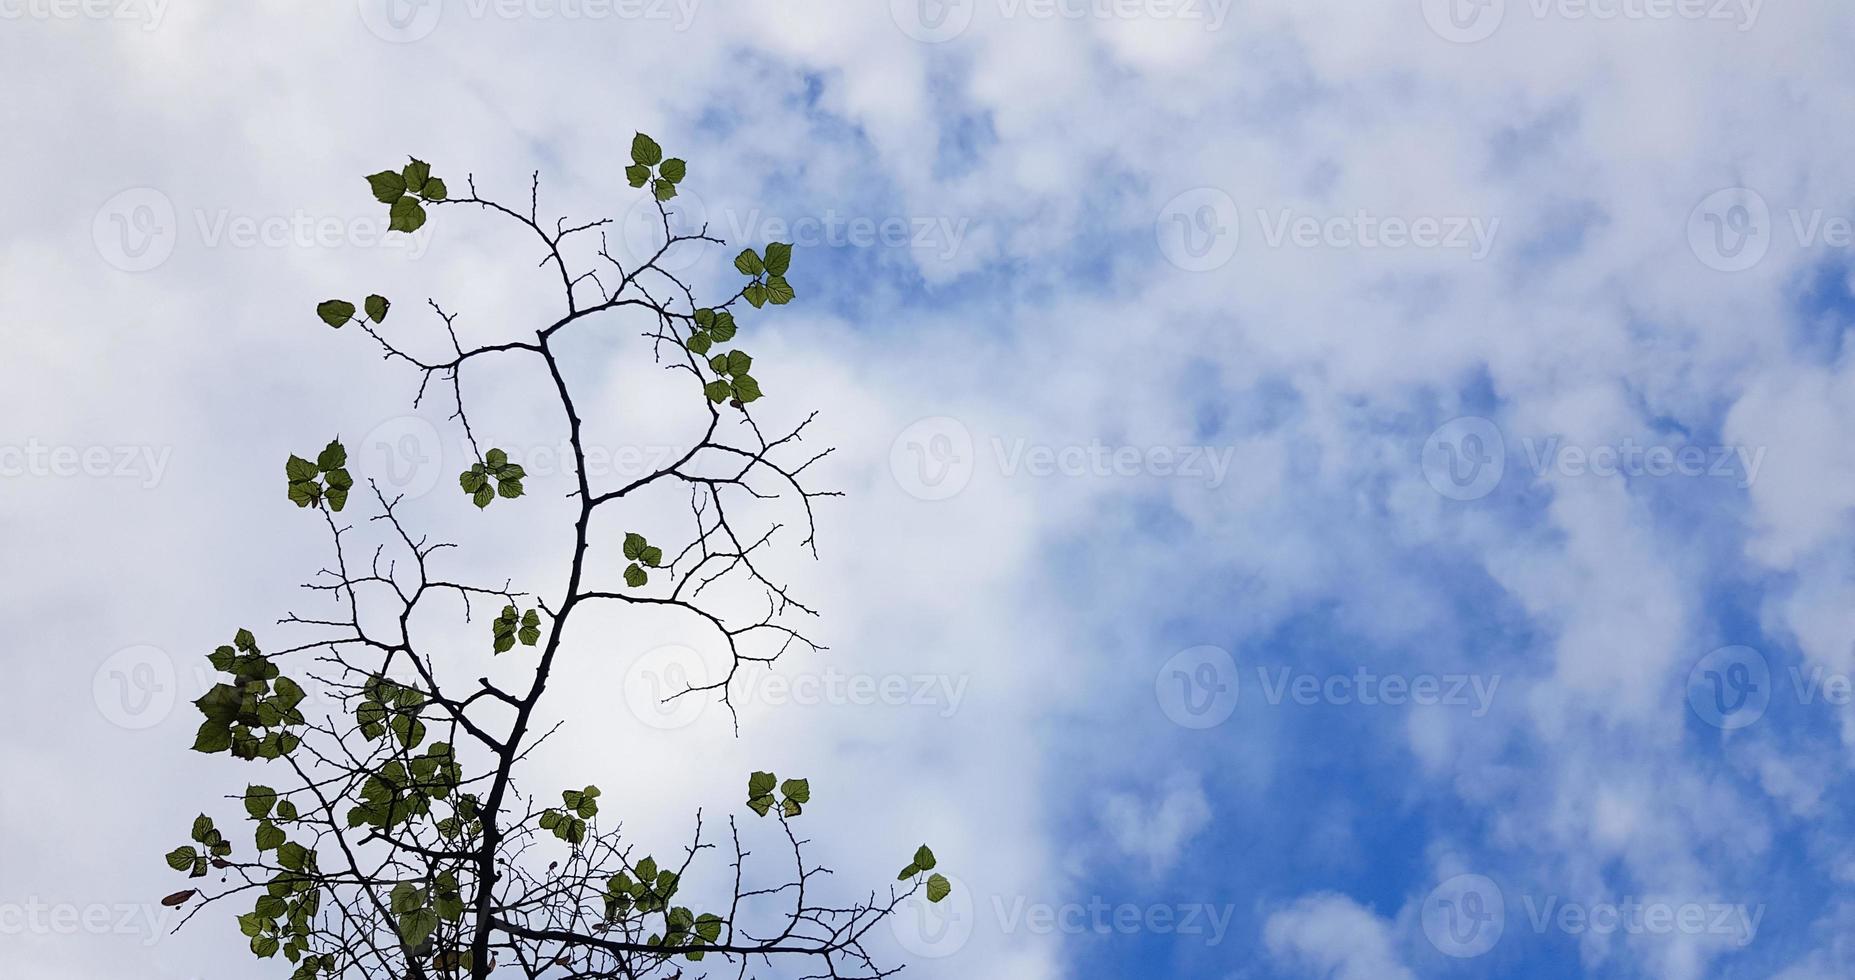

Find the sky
[[5, 1, 1855, 978]]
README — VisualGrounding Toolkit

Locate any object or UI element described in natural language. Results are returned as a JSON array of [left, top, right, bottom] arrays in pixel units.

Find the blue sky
[[7, 2, 1855, 979]]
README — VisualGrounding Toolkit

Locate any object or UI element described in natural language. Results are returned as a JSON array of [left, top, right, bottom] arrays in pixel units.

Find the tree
[[159, 136, 951, 980]]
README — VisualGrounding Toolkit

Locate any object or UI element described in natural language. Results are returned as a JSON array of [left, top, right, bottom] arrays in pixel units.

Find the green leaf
[[660, 158, 687, 184], [364, 295, 390, 323], [687, 331, 712, 355], [653, 179, 677, 201], [731, 375, 764, 404], [781, 797, 803, 818], [743, 283, 766, 308], [255, 822, 286, 852], [315, 300, 355, 329], [192, 721, 233, 754], [625, 164, 651, 188], [708, 353, 730, 375], [624, 564, 648, 589], [497, 478, 524, 499], [245, 786, 278, 820], [631, 133, 663, 167], [389, 196, 427, 233], [763, 241, 792, 276], [252, 935, 281, 958], [779, 778, 810, 805], [165, 847, 197, 872], [640, 545, 663, 567], [472, 485, 494, 509], [399, 908, 439, 949], [764, 275, 795, 305], [709, 311, 737, 342], [704, 380, 733, 403], [749, 771, 777, 797], [926, 874, 952, 903], [623, 532, 647, 560], [325, 485, 349, 512], [725, 350, 753, 376], [913, 844, 937, 871], [420, 177, 447, 202], [734, 249, 765, 276], [317, 440, 346, 472], [401, 159, 431, 195], [486, 448, 507, 468], [286, 455, 319, 482], [365, 170, 407, 205], [897, 863, 919, 881], [459, 467, 487, 493]]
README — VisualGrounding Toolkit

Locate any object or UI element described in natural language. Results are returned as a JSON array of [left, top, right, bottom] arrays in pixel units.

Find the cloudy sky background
[[6, 0, 1855, 977]]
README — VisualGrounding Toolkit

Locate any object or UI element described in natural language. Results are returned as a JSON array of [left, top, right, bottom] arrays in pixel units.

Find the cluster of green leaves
[[602, 855, 724, 961], [735, 241, 795, 309], [684, 307, 737, 355], [896, 844, 951, 903], [389, 871, 466, 954], [314, 294, 389, 330], [240, 785, 324, 966], [745, 770, 810, 818], [286, 440, 355, 512], [621, 532, 665, 588], [702, 347, 763, 407], [366, 157, 447, 233], [539, 785, 600, 844], [346, 742, 460, 832], [624, 133, 686, 202], [166, 813, 231, 880], [191, 629, 308, 760], [492, 604, 542, 653], [459, 448, 525, 509], [355, 674, 429, 750]]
